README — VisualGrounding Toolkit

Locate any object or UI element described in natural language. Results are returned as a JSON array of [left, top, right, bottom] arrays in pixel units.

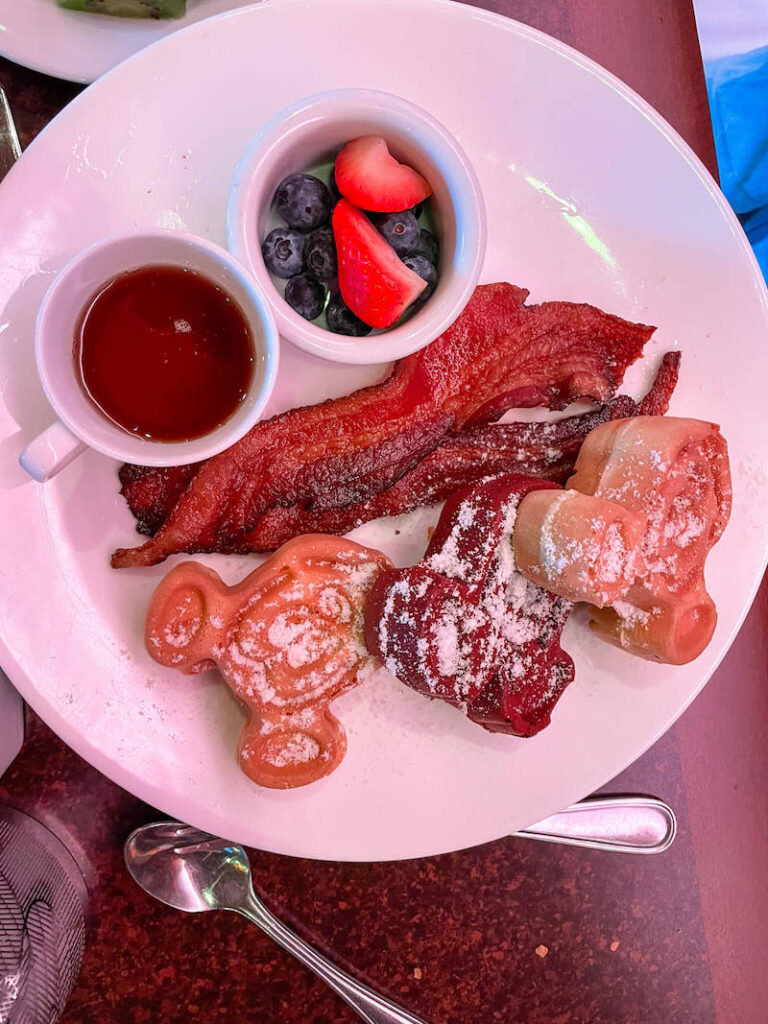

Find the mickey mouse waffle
[[145, 536, 392, 788]]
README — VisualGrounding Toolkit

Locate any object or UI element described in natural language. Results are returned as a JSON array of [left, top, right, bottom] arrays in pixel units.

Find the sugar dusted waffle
[[514, 417, 732, 665], [364, 476, 575, 738], [569, 417, 731, 664], [145, 536, 391, 789]]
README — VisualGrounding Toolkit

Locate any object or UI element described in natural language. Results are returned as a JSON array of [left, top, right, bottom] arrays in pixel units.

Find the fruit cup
[[227, 89, 486, 365]]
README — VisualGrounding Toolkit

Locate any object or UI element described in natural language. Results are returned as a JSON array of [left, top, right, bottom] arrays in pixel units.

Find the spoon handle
[[236, 893, 429, 1024], [514, 795, 677, 853]]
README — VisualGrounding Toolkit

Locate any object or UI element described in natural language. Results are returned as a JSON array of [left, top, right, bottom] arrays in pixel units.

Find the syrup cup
[[20, 231, 279, 482]]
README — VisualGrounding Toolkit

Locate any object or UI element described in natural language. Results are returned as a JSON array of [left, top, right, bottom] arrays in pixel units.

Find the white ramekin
[[227, 89, 486, 365]]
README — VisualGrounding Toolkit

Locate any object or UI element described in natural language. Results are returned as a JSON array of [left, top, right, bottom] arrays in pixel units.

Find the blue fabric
[[706, 44, 768, 281]]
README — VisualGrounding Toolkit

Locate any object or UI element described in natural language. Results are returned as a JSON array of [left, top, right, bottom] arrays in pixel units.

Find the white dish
[[0, 0, 766, 862], [227, 88, 486, 364], [0, 0, 256, 84]]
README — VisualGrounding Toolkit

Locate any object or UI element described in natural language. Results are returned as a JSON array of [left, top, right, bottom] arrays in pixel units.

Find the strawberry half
[[334, 136, 432, 213], [332, 199, 427, 329]]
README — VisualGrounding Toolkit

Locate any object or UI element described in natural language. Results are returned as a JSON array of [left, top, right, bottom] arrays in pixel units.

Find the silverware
[[516, 795, 677, 853], [126, 822, 430, 1024], [0, 86, 22, 183], [125, 797, 676, 1024]]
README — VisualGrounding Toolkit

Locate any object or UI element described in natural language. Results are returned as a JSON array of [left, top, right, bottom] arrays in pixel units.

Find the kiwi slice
[[58, 0, 186, 18]]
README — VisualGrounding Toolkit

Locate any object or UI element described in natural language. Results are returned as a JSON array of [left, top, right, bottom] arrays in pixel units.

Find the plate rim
[[2, 0, 767, 861]]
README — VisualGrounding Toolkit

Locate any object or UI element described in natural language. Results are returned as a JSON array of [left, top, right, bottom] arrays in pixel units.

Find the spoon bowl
[[125, 822, 254, 914]]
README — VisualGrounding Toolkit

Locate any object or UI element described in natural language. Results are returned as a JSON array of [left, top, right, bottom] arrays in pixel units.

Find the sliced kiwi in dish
[[58, 0, 186, 18]]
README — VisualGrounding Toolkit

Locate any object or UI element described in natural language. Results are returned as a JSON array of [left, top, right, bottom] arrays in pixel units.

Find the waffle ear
[[237, 706, 347, 789], [513, 489, 645, 608], [590, 583, 717, 666], [145, 562, 227, 671]]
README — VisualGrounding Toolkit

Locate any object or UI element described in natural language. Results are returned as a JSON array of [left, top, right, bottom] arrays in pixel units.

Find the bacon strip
[[235, 353, 680, 552], [112, 284, 653, 568]]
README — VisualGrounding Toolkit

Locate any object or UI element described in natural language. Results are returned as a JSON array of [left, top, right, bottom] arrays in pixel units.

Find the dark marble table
[[2, 2, 767, 1022]]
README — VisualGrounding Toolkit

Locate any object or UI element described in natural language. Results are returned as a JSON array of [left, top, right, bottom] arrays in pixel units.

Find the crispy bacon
[[234, 353, 680, 551], [112, 284, 653, 568], [638, 349, 681, 415], [238, 407, 623, 551], [118, 464, 197, 538], [117, 415, 451, 539]]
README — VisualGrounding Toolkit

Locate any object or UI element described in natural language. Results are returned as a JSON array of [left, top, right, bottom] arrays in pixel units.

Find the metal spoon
[[125, 796, 675, 1024], [126, 821, 428, 1024]]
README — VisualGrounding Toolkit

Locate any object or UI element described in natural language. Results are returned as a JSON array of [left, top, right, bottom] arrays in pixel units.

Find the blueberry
[[262, 227, 306, 279], [326, 295, 372, 336], [403, 255, 437, 301], [418, 229, 439, 266], [374, 211, 421, 257], [329, 168, 342, 201], [304, 227, 337, 280], [275, 174, 332, 231], [284, 274, 327, 321]]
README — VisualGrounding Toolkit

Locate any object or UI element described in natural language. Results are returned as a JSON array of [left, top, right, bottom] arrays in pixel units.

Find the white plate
[[0, 0, 255, 84], [0, 0, 767, 862]]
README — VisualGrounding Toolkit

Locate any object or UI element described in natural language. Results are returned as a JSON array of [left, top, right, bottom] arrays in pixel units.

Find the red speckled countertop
[[2, 3, 768, 1022]]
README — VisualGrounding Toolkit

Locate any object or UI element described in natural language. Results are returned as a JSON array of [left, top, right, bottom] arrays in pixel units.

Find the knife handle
[[515, 795, 677, 853]]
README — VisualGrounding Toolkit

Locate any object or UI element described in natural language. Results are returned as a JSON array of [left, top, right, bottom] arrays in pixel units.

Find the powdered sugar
[[335, 559, 381, 592], [611, 601, 651, 627], [432, 613, 460, 677], [162, 622, 195, 653], [318, 586, 352, 623], [601, 521, 629, 584], [457, 504, 476, 530], [425, 523, 474, 581], [161, 592, 199, 652], [539, 492, 574, 576], [263, 732, 321, 767], [206, 553, 382, 714], [267, 611, 335, 670], [663, 506, 706, 549]]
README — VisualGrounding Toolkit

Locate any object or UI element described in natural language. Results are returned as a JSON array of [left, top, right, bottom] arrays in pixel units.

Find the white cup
[[20, 230, 280, 482]]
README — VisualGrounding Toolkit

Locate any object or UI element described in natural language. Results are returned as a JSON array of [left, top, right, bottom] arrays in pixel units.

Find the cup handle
[[19, 421, 86, 482]]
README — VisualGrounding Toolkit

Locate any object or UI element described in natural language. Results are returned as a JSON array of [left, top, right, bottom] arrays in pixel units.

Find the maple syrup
[[75, 265, 254, 442]]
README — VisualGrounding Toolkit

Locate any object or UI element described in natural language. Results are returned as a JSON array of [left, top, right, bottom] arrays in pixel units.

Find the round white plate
[[1, 0, 767, 862], [0, 0, 255, 84]]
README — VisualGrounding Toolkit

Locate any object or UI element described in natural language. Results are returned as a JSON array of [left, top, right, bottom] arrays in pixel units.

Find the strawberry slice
[[334, 136, 432, 213], [332, 199, 427, 329]]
